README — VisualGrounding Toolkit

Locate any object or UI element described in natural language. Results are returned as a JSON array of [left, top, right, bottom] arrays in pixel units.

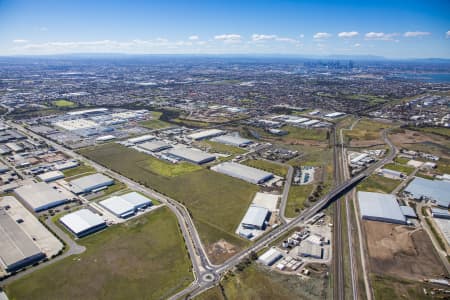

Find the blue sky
[[0, 0, 449, 58]]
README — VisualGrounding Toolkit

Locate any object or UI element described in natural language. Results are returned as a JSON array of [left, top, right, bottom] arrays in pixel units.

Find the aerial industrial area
[[0, 56, 449, 300]]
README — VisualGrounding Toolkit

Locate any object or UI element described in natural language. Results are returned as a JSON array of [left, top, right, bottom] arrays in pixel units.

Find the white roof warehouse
[[167, 148, 216, 165], [211, 162, 274, 184], [69, 173, 114, 194], [358, 191, 406, 224], [14, 182, 69, 212], [60, 209, 107, 238], [99, 192, 153, 218]]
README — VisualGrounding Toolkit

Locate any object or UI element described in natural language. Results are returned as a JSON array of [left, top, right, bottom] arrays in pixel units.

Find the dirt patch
[[364, 221, 447, 281], [349, 139, 384, 148], [207, 239, 238, 263], [390, 130, 437, 146], [282, 138, 328, 148]]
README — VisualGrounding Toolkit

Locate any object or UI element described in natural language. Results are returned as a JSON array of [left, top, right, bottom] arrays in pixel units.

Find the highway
[[5, 118, 398, 300]]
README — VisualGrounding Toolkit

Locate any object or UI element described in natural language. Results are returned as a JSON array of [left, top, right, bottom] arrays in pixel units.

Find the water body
[[387, 73, 450, 83]]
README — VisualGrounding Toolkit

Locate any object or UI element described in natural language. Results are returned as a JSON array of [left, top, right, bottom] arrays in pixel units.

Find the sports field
[[4, 207, 193, 300], [79, 143, 257, 263], [52, 99, 76, 107]]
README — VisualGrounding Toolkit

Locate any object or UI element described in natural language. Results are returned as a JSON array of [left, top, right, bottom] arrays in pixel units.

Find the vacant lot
[[383, 162, 416, 175], [282, 126, 329, 142], [196, 140, 246, 155], [139, 111, 172, 129], [62, 164, 96, 178], [144, 155, 202, 177], [5, 207, 193, 300], [344, 118, 393, 147], [285, 185, 314, 218], [79, 144, 257, 263], [243, 159, 288, 177], [195, 264, 328, 300], [52, 99, 76, 107], [364, 221, 447, 281], [357, 174, 400, 194], [389, 129, 450, 159]]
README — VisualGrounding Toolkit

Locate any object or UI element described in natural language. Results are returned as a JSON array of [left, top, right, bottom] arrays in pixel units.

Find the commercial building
[[258, 248, 283, 266], [404, 177, 450, 208], [138, 140, 172, 152], [187, 129, 225, 141], [15, 182, 69, 212], [241, 205, 269, 230], [0, 209, 45, 272], [127, 134, 156, 144], [379, 168, 404, 179], [99, 192, 152, 218], [37, 170, 65, 183], [211, 134, 252, 147], [431, 208, 450, 220], [357, 191, 406, 224], [167, 148, 216, 164], [60, 209, 107, 237], [69, 173, 114, 194], [211, 162, 274, 184]]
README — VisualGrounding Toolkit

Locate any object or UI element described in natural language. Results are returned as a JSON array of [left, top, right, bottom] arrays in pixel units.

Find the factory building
[[15, 182, 69, 212], [0, 209, 46, 272], [241, 205, 270, 230], [357, 191, 406, 224], [258, 248, 283, 266], [60, 209, 107, 238], [37, 170, 65, 183], [431, 208, 450, 220], [138, 140, 172, 152], [127, 134, 156, 144], [187, 129, 225, 141], [379, 168, 404, 180], [211, 134, 252, 147], [404, 177, 450, 208], [211, 162, 274, 184], [54, 119, 99, 131], [167, 148, 216, 164], [69, 173, 114, 194], [99, 192, 152, 218]]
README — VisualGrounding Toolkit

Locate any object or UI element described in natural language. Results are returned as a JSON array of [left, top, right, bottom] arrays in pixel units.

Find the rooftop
[[404, 177, 450, 207], [60, 209, 105, 235], [358, 191, 406, 224], [15, 182, 68, 212], [211, 162, 274, 184]]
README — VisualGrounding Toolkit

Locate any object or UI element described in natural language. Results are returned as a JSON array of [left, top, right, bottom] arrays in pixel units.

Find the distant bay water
[[387, 73, 450, 83]]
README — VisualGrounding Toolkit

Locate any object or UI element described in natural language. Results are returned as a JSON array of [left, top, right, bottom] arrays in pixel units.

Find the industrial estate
[[0, 27, 449, 300]]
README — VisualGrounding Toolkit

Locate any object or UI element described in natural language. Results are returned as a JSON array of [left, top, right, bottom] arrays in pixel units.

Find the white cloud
[[12, 39, 28, 43], [353, 43, 361, 47], [446, 30, 450, 38], [403, 31, 431, 37], [214, 34, 241, 43], [338, 31, 359, 38], [188, 35, 199, 41], [313, 32, 332, 40], [251, 34, 277, 41], [364, 32, 398, 41]]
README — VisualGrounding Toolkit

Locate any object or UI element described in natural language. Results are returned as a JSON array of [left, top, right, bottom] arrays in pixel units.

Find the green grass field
[[144, 155, 203, 177], [196, 140, 247, 155], [282, 125, 329, 141], [285, 184, 315, 217], [357, 174, 401, 194], [79, 144, 257, 263], [371, 274, 438, 300], [243, 159, 288, 177], [5, 207, 193, 300], [139, 111, 172, 129], [394, 156, 411, 165], [52, 99, 76, 107], [412, 126, 450, 138], [344, 118, 393, 142], [383, 162, 416, 175], [195, 264, 328, 300], [62, 164, 97, 178]]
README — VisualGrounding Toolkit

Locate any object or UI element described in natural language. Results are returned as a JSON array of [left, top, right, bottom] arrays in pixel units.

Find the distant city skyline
[[0, 0, 449, 58]]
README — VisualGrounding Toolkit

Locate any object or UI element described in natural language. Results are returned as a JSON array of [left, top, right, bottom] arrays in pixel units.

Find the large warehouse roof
[[241, 205, 269, 229], [258, 248, 282, 266], [187, 129, 225, 140], [138, 140, 172, 152], [404, 177, 450, 207], [60, 209, 106, 237], [69, 173, 114, 194], [15, 182, 68, 212], [167, 148, 216, 164], [37, 170, 64, 182], [100, 192, 152, 218], [211, 162, 274, 184], [358, 191, 406, 224], [0, 210, 45, 271], [211, 134, 252, 147], [128, 134, 155, 144]]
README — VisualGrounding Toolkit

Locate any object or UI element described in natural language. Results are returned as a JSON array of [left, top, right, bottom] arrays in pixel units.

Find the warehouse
[[211, 134, 253, 147], [127, 134, 156, 144], [241, 205, 269, 230], [100, 192, 152, 218], [431, 208, 450, 220], [325, 112, 345, 118], [15, 182, 69, 212], [69, 173, 114, 194], [258, 248, 283, 266], [5, 142, 23, 153], [211, 162, 274, 184], [379, 168, 404, 179], [59, 209, 107, 237], [138, 140, 172, 152], [54, 119, 99, 131], [96, 135, 116, 142], [187, 129, 225, 141], [404, 177, 450, 208], [297, 242, 323, 259], [167, 148, 216, 164], [54, 160, 79, 171], [400, 205, 417, 219], [0, 210, 46, 272], [37, 170, 65, 182], [68, 108, 108, 116], [357, 191, 406, 224]]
